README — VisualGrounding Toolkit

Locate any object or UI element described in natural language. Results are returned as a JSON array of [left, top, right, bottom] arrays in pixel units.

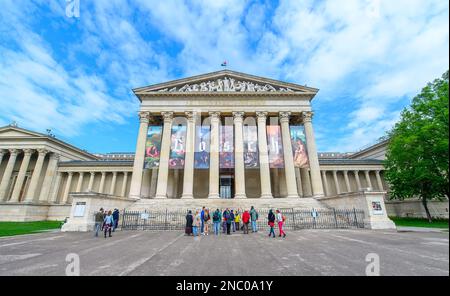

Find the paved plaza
[[0, 229, 448, 276]]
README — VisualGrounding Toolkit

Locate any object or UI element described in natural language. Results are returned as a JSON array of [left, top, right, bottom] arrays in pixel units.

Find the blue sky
[[0, 0, 448, 154]]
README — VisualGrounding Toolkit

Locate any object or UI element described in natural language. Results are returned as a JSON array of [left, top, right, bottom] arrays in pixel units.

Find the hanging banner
[[220, 125, 234, 168], [169, 125, 186, 169], [243, 125, 259, 168], [267, 125, 284, 168], [290, 125, 310, 168], [144, 126, 162, 169], [194, 126, 210, 169]]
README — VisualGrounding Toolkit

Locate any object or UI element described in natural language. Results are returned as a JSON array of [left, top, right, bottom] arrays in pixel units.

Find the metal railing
[[121, 208, 365, 231]]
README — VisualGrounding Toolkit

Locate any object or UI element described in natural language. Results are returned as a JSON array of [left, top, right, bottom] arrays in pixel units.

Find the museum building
[[0, 70, 392, 226]]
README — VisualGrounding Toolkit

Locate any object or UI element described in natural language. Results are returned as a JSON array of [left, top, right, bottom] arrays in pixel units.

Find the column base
[[234, 194, 247, 199], [154, 194, 167, 199], [181, 194, 194, 199], [208, 194, 220, 199], [286, 194, 300, 199], [260, 194, 273, 199]]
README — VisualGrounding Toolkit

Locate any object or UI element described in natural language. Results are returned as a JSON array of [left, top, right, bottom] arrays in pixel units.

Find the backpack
[[213, 212, 219, 221], [204, 213, 210, 222]]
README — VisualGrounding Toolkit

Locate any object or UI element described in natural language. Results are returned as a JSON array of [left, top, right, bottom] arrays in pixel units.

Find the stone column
[[208, 111, 220, 199], [155, 112, 174, 199], [76, 172, 84, 192], [61, 172, 73, 204], [364, 170, 373, 189], [256, 112, 273, 198], [87, 172, 95, 191], [279, 112, 299, 198], [129, 111, 150, 199], [0, 149, 6, 167], [121, 172, 129, 197], [0, 149, 19, 201], [49, 172, 62, 203], [321, 170, 330, 196], [99, 172, 106, 193], [332, 170, 341, 195], [38, 153, 59, 203], [375, 170, 384, 191], [343, 170, 351, 192], [110, 172, 117, 195], [233, 111, 246, 199], [300, 168, 312, 197], [9, 149, 33, 202], [181, 111, 196, 199], [24, 149, 47, 203], [354, 170, 361, 190], [150, 169, 158, 197], [302, 112, 324, 197], [295, 167, 304, 197]]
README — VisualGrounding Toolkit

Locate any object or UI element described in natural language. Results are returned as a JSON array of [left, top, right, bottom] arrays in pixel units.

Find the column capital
[[112, 171, 118, 176], [8, 148, 19, 156], [161, 111, 174, 122], [256, 111, 268, 121], [232, 111, 245, 122], [138, 111, 150, 123], [302, 111, 314, 123], [185, 111, 196, 121], [49, 153, 60, 161], [67, 172, 74, 176], [101, 171, 106, 176], [89, 172, 95, 176], [208, 111, 221, 119], [36, 148, 48, 155], [22, 149, 34, 156], [279, 111, 291, 123], [123, 171, 128, 176]]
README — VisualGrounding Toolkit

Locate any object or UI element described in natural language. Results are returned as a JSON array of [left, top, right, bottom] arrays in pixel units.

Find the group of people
[[185, 206, 287, 238], [94, 208, 120, 238]]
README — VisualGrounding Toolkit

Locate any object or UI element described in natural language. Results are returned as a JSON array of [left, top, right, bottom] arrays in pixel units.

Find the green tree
[[384, 71, 449, 222]]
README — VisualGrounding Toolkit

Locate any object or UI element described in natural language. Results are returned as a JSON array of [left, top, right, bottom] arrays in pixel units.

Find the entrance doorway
[[219, 174, 234, 199]]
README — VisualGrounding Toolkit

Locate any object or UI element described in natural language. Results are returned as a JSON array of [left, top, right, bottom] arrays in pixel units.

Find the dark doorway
[[219, 174, 234, 199]]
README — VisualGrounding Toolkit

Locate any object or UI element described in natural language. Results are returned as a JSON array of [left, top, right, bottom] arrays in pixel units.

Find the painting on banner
[[219, 125, 234, 168], [290, 125, 309, 168], [144, 126, 162, 169], [266, 125, 284, 168], [169, 125, 186, 169], [243, 125, 259, 168], [194, 126, 210, 169]]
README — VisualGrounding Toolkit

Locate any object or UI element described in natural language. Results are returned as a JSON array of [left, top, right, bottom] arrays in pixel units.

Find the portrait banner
[[220, 125, 234, 168], [144, 126, 162, 169], [243, 125, 259, 168], [290, 125, 310, 168], [267, 125, 284, 168], [194, 126, 210, 169], [169, 125, 187, 169]]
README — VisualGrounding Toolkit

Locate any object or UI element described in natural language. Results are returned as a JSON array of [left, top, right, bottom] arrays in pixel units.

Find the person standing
[[185, 210, 193, 236], [222, 209, 228, 233], [267, 209, 276, 238], [276, 209, 287, 238], [103, 210, 114, 238], [193, 210, 201, 237], [94, 208, 104, 237], [234, 210, 241, 232], [230, 210, 236, 232], [250, 206, 259, 233], [212, 209, 222, 236], [200, 206, 206, 235], [203, 209, 211, 235], [242, 210, 250, 234], [112, 208, 120, 232]]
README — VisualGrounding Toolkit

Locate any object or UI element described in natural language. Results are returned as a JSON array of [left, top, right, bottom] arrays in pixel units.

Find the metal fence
[[121, 208, 365, 231]]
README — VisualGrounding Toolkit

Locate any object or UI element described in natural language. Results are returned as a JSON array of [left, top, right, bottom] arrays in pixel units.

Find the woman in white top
[[276, 210, 286, 238]]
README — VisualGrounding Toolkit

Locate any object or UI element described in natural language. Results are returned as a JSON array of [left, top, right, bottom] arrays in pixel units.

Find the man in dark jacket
[[112, 209, 120, 232]]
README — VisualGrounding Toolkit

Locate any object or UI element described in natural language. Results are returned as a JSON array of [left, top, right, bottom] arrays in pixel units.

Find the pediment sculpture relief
[[157, 76, 296, 93]]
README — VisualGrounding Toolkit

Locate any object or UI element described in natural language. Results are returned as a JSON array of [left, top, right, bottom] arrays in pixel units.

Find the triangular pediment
[[133, 70, 318, 95], [0, 126, 46, 138]]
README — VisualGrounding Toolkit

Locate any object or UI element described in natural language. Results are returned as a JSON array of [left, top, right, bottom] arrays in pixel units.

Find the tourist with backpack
[[234, 210, 241, 232], [223, 208, 232, 235], [250, 206, 259, 233], [267, 209, 276, 238], [203, 209, 211, 235], [212, 209, 222, 236], [276, 209, 287, 238], [94, 208, 104, 237], [242, 210, 250, 234]]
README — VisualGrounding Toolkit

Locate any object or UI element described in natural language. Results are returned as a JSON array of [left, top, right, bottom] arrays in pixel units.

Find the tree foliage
[[384, 71, 449, 221]]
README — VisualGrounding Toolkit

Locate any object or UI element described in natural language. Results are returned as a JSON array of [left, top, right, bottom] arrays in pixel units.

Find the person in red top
[[242, 210, 251, 234]]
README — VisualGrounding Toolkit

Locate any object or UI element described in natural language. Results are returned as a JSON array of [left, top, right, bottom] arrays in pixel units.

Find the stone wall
[[385, 199, 449, 219]]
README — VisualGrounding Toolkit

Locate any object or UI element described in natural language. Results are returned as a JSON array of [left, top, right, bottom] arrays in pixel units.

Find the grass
[[390, 217, 449, 229], [0, 221, 62, 237]]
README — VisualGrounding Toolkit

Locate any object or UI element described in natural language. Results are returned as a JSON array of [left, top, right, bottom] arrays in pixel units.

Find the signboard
[[244, 125, 259, 168], [371, 201, 384, 215], [169, 125, 187, 169], [194, 126, 210, 169], [290, 125, 309, 168], [74, 202, 86, 217], [267, 125, 284, 168], [219, 125, 234, 168], [140, 213, 150, 220], [144, 126, 162, 169]]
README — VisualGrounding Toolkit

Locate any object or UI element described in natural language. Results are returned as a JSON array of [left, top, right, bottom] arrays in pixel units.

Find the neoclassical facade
[[0, 70, 389, 222]]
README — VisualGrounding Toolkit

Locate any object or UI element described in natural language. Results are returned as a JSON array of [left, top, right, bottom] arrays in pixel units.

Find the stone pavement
[[0, 229, 448, 276]]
